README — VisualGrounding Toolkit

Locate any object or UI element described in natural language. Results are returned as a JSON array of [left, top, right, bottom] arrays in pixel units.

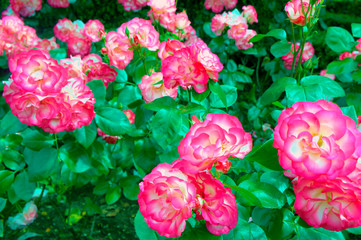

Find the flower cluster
[[210, 7, 258, 50], [285, 0, 321, 26], [3, 49, 95, 133], [138, 114, 252, 237], [104, 17, 159, 70], [60, 53, 117, 88], [47, 0, 70, 8], [117, 0, 147, 11], [54, 18, 105, 57], [273, 100, 361, 231], [281, 42, 315, 70], [160, 39, 223, 93], [9, 0, 42, 17], [0, 15, 59, 58], [204, 0, 237, 13], [147, 0, 195, 40]]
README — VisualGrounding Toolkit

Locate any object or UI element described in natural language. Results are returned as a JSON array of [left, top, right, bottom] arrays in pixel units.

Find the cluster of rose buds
[[160, 39, 223, 93], [281, 42, 315, 70], [54, 18, 105, 57], [138, 114, 252, 237], [97, 110, 135, 144], [60, 53, 117, 88], [273, 99, 361, 231], [117, 0, 147, 11], [211, 6, 258, 50], [204, 0, 237, 13], [2, 49, 95, 133], [0, 15, 59, 58], [147, 0, 196, 40], [285, 0, 321, 26], [104, 17, 159, 70]]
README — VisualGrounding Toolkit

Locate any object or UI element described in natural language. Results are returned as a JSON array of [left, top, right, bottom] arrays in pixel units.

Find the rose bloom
[[227, 22, 248, 40], [36, 37, 59, 52], [147, 0, 176, 19], [293, 177, 361, 231], [104, 31, 133, 70], [175, 12, 191, 30], [66, 35, 92, 57], [8, 49, 68, 95], [118, 0, 148, 11], [235, 29, 257, 50], [195, 172, 238, 235], [338, 51, 361, 61], [282, 42, 314, 70], [214, 160, 231, 173], [10, 0, 42, 17], [156, 11, 176, 32], [138, 162, 196, 238], [83, 54, 117, 88], [158, 39, 185, 60], [273, 99, 361, 180], [7, 201, 38, 230], [138, 72, 178, 103], [177, 114, 252, 173], [356, 38, 361, 52], [242, 5, 258, 24], [204, 0, 237, 13], [161, 47, 209, 93], [97, 128, 120, 144], [2, 15, 24, 34], [53, 18, 77, 42], [320, 69, 335, 80], [123, 110, 135, 124], [117, 17, 160, 51], [210, 14, 228, 36], [84, 19, 105, 42], [285, 0, 321, 26], [16, 26, 40, 48], [47, 0, 69, 8]]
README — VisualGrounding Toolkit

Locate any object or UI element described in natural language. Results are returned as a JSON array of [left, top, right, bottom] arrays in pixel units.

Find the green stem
[[290, 23, 297, 77], [36, 184, 47, 207]]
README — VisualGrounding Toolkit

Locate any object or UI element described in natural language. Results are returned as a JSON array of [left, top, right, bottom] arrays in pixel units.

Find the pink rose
[[210, 14, 227, 36], [53, 18, 77, 42], [123, 110, 135, 124], [105, 31, 133, 70], [293, 177, 361, 231], [83, 54, 117, 88], [285, 0, 320, 26], [97, 128, 120, 144], [242, 5, 258, 24], [47, 0, 69, 8], [36, 37, 59, 52], [10, 0, 42, 17], [227, 22, 248, 40], [273, 100, 361, 180], [138, 162, 196, 238], [320, 69, 335, 80], [204, 0, 237, 13], [158, 39, 185, 60], [356, 38, 361, 52], [2, 15, 24, 34], [66, 35, 92, 57], [235, 29, 257, 50], [214, 160, 231, 173], [177, 114, 252, 173], [138, 72, 178, 103], [175, 12, 191, 30], [161, 46, 209, 93], [281, 42, 314, 69], [118, 0, 148, 11], [117, 17, 160, 51], [339, 52, 353, 61], [195, 172, 238, 235], [147, 0, 176, 18], [301, 42, 315, 62], [84, 19, 105, 42]]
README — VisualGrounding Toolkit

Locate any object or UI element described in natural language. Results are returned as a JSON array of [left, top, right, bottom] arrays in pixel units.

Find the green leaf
[[341, 106, 358, 124], [298, 226, 345, 240], [239, 179, 286, 208], [17, 232, 42, 240], [244, 139, 284, 171], [74, 121, 97, 149], [133, 138, 158, 177], [223, 218, 267, 240], [251, 207, 283, 240], [326, 58, 358, 74], [59, 143, 91, 173], [249, 29, 287, 42], [0, 170, 14, 194], [210, 84, 237, 108], [209, 81, 227, 108], [151, 109, 183, 150], [285, 84, 324, 104], [301, 75, 345, 98], [105, 186, 121, 205], [0, 111, 27, 137], [8, 171, 36, 203], [2, 149, 25, 171], [0, 197, 6, 212], [21, 128, 54, 151], [352, 23, 361, 38], [0, 220, 3, 238], [119, 175, 141, 201], [24, 148, 58, 182], [346, 226, 361, 235], [180, 222, 222, 240], [227, 60, 237, 72], [260, 171, 290, 193], [134, 210, 158, 240], [346, 93, 361, 115], [227, 184, 262, 207], [95, 107, 131, 136], [203, 22, 218, 38], [0, 54, 8, 69], [326, 27, 354, 53], [192, 87, 210, 102], [49, 48, 67, 63], [178, 103, 206, 114], [260, 77, 297, 106], [270, 40, 291, 58], [143, 96, 177, 111], [86, 79, 106, 107]]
